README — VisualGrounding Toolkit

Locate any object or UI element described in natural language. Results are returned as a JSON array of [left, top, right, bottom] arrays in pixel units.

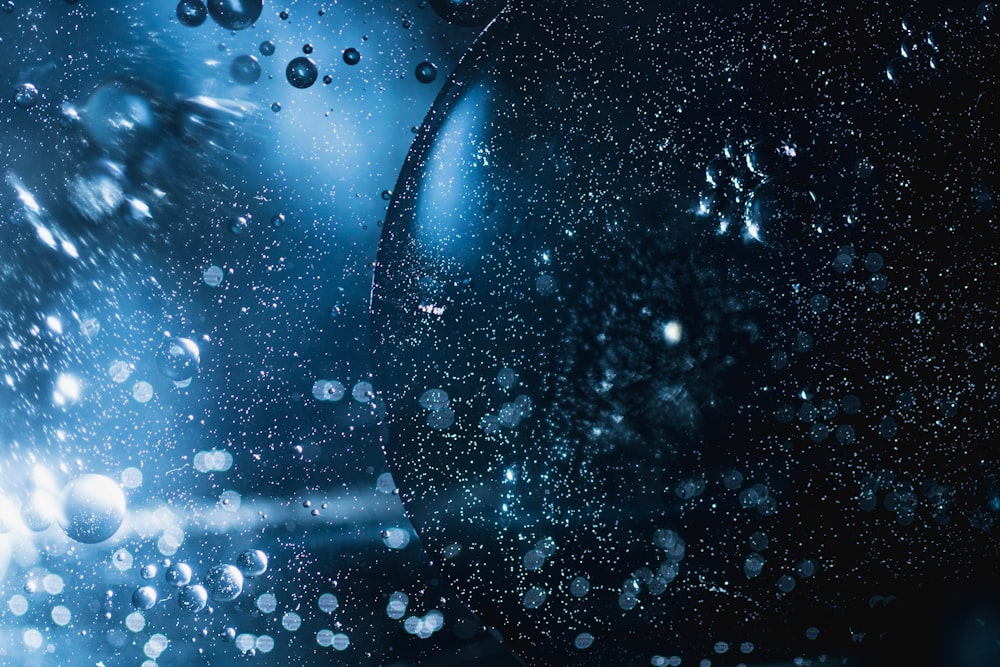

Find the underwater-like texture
[[373, 1, 1000, 665]]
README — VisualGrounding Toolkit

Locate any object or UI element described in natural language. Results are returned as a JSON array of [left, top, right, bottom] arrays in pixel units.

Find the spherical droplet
[[60, 474, 126, 544], [82, 79, 162, 162], [271, 101, 281, 113], [165, 562, 193, 588], [207, 0, 262, 30], [230, 54, 261, 85], [156, 336, 201, 381], [236, 549, 268, 577], [204, 564, 244, 601], [1, 2, 14, 14], [271, 213, 285, 228], [131, 586, 157, 611], [176, 0, 207, 26], [302, 43, 313, 54], [259, 40, 275, 56], [286, 57, 318, 88], [229, 215, 249, 234], [342, 48, 361, 65], [322, 74, 333, 85], [13, 83, 38, 109], [428, 0, 505, 27], [415, 61, 438, 84], [178, 584, 208, 612]]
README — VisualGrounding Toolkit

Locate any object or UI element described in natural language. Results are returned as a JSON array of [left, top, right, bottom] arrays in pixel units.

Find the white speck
[[663, 321, 683, 345]]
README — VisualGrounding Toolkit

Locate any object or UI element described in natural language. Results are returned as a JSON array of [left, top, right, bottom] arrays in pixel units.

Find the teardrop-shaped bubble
[[59, 474, 126, 544], [204, 564, 243, 601], [206, 0, 261, 30], [155, 336, 200, 381]]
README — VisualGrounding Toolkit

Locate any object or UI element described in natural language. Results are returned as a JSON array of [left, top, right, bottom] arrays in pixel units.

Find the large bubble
[[206, 0, 262, 31], [155, 336, 201, 381], [373, 1, 1000, 665], [81, 79, 162, 163], [204, 563, 243, 601], [59, 474, 126, 544]]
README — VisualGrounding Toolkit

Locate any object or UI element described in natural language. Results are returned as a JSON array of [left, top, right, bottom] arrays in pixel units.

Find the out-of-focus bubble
[[428, 0, 506, 27], [13, 83, 38, 108], [270, 213, 285, 227], [259, 40, 275, 56], [236, 549, 268, 577], [81, 79, 162, 163], [203, 265, 224, 287], [207, 0, 262, 30], [415, 61, 438, 83], [230, 54, 261, 84], [140, 564, 157, 580], [176, 0, 208, 26], [342, 48, 361, 65], [131, 586, 157, 610], [177, 584, 208, 612], [204, 564, 244, 601], [286, 57, 318, 88], [66, 160, 126, 224], [228, 215, 249, 234], [59, 474, 126, 544], [155, 336, 200, 382]]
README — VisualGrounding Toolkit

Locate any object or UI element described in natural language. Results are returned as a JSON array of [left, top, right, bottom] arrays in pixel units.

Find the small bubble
[[14, 83, 39, 109], [279, 9, 289, 20], [286, 57, 318, 88], [271, 102, 282, 113], [323, 74, 333, 84], [259, 40, 275, 56], [229, 215, 249, 235], [415, 61, 438, 83], [303, 43, 313, 54], [343, 48, 361, 65], [176, 0, 207, 26], [1, 2, 14, 14], [271, 213, 285, 228]]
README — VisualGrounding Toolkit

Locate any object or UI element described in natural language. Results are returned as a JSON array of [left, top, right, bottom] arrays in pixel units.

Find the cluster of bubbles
[[131, 549, 267, 615], [696, 139, 818, 249], [419, 387, 456, 429], [858, 471, 955, 525], [884, 6, 996, 87], [0, 472, 126, 544]]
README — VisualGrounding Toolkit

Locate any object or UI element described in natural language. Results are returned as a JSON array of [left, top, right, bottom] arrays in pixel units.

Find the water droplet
[[342, 47, 361, 65], [131, 586, 157, 611], [176, 0, 207, 26], [204, 564, 244, 602], [156, 336, 200, 381], [165, 562, 193, 588], [230, 54, 261, 85], [60, 474, 126, 544], [259, 40, 275, 56], [13, 83, 38, 108], [177, 584, 208, 612], [236, 549, 268, 576], [271, 101, 281, 113], [286, 57, 318, 88], [207, 0, 262, 30], [415, 61, 438, 83]]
